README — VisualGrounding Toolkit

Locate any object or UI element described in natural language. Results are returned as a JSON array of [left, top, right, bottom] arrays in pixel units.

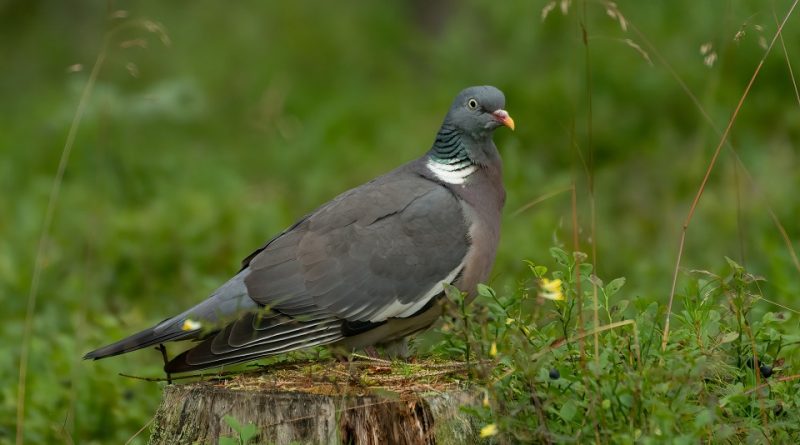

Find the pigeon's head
[[445, 86, 515, 139]]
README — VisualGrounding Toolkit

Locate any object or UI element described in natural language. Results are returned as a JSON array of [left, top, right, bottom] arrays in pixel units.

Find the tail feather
[[164, 323, 343, 373], [83, 325, 192, 360], [84, 268, 257, 360]]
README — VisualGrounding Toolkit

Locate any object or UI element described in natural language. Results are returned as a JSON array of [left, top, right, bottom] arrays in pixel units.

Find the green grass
[[2, 1, 800, 443]]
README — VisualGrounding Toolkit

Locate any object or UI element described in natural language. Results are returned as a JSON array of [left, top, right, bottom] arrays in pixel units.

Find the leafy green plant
[[435, 248, 800, 443]]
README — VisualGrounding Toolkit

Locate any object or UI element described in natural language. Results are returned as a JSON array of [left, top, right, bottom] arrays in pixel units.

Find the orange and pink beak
[[492, 109, 515, 131]]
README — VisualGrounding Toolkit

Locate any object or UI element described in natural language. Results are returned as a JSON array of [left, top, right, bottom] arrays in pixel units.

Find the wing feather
[[244, 175, 469, 323]]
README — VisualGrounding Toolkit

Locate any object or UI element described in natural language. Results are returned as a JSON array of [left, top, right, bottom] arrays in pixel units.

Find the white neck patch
[[426, 159, 477, 185]]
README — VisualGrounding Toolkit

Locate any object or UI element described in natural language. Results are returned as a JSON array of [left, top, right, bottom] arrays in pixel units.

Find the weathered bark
[[148, 369, 479, 444]]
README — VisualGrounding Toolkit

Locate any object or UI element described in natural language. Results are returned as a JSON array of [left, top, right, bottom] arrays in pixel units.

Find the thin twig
[[124, 415, 155, 445], [571, 183, 585, 360], [579, 4, 604, 441], [765, 206, 800, 274], [734, 161, 747, 268], [579, 0, 601, 365], [590, 195, 600, 362], [350, 353, 392, 366], [743, 373, 800, 395], [773, 6, 800, 107], [756, 295, 800, 315], [531, 319, 640, 362], [511, 185, 573, 217]]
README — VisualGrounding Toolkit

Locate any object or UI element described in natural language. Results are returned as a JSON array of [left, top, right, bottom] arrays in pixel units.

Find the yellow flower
[[505, 317, 515, 325], [542, 278, 563, 293], [489, 341, 498, 357], [181, 319, 202, 331], [479, 423, 498, 438], [539, 278, 564, 301]]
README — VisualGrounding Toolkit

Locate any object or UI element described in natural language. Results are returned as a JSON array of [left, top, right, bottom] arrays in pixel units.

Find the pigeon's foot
[[380, 338, 411, 361], [156, 344, 173, 384], [363, 345, 380, 358]]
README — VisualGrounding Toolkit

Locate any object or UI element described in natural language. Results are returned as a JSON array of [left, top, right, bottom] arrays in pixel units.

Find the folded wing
[[166, 172, 470, 372]]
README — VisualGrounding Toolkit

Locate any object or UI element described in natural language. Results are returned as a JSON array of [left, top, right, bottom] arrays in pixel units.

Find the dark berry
[[759, 364, 773, 378], [549, 368, 560, 380]]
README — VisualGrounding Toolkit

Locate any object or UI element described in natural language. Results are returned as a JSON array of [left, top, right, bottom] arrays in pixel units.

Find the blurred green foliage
[[1, 0, 798, 443]]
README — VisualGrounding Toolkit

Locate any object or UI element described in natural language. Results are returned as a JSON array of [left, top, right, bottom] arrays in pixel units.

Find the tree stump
[[148, 359, 480, 444]]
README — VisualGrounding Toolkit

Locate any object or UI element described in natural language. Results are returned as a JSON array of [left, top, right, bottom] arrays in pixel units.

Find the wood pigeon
[[84, 85, 514, 373]]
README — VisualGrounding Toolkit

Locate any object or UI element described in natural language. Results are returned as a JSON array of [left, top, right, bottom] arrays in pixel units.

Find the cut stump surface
[[148, 358, 480, 444]]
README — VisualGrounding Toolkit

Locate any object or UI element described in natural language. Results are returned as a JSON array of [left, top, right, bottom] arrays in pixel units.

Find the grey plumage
[[84, 85, 514, 373]]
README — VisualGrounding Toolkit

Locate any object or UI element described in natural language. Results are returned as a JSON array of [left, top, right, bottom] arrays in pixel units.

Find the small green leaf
[[559, 400, 577, 421], [550, 247, 570, 266], [240, 423, 258, 443], [219, 437, 238, 445], [605, 277, 626, 297], [477, 283, 495, 299], [612, 300, 629, 314], [443, 283, 463, 301], [223, 415, 242, 432], [524, 260, 547, 277], [762, 311, 790, 324], [724, 256, 743, 273]]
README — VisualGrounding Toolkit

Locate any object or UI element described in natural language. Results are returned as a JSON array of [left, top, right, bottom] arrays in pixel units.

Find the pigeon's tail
[[83, 323, 190, 360], [84, 268, 258, 360]]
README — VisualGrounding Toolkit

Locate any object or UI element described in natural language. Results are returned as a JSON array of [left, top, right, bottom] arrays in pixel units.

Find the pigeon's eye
[[467, 98, 478, 110]]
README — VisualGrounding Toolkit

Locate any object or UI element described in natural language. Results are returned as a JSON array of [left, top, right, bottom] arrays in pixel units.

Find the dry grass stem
[[531, 319, 641, 363], [660, 0, 799, 352], [124, 416, 155, 445], [15, 42, 109, 445], [629, 18, 800, 280], [15, 21, 170, 444], [511, 185, 573, 217], [571, 183, 586, 360]]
